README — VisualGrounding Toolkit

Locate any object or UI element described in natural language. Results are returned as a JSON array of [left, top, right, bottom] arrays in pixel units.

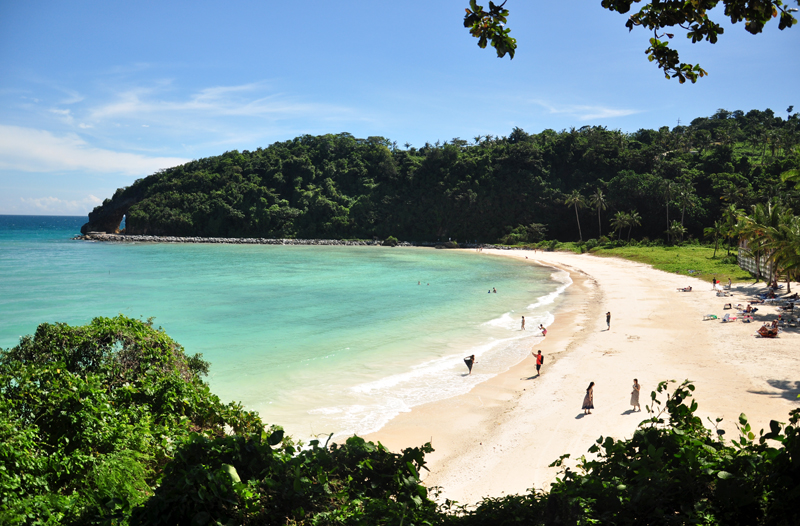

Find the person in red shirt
[[533, 349, 544, 376]]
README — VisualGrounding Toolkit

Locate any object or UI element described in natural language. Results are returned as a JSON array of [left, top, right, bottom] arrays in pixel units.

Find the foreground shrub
[[4, 319, 800, 525], [0, 316, 263, 525]]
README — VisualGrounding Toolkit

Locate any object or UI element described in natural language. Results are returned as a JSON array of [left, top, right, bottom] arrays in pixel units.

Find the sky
[[1, 1, 798, 216]]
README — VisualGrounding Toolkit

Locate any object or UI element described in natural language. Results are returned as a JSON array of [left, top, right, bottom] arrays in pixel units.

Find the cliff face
[[80, 190, 144, 234]]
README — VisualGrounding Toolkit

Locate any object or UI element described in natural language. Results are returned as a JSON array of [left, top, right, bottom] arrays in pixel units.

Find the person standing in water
[[464, 355, 476, 375], [521, 316, 525, 330], [533, 350, 544, 375], [582, 382, 594, 414], [606, 311, 611, 330], [630, 379, 641, 411]]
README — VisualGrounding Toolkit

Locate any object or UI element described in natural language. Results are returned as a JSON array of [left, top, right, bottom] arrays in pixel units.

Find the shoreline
[[365, 249, 800, 504], [363, 252, 599, 497]]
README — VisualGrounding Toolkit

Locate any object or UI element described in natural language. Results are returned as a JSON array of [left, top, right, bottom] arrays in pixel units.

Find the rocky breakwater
[[73, 233, 415, 246]]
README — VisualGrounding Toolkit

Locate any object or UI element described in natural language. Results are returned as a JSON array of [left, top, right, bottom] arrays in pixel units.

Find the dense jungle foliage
[[3, 318, 800, 525], [92, 108, 800, 243]]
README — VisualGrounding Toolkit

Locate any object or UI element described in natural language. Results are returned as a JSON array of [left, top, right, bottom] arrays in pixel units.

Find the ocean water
[[0, 215, 570, 440]]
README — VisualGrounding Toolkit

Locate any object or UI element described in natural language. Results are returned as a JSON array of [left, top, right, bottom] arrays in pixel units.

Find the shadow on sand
[[747, 380, 800, 403]]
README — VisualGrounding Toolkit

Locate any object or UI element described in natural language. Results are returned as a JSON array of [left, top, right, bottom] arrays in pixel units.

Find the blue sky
[[1, 1, 798, 215]]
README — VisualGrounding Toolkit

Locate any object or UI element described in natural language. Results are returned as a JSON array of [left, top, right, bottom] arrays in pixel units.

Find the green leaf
[[268, 429, 284, 446]]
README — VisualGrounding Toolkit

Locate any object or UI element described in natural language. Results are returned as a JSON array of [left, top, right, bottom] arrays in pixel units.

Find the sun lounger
[[741, 315, 753, 323], [721, 314, 737, 323], [703, 314, 718, 321]]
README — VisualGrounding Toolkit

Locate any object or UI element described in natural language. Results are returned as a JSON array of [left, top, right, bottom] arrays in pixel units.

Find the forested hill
[[83, 108, 800, 243]]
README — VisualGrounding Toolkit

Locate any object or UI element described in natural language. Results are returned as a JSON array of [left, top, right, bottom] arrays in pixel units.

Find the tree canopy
[[464, 1, 799, 83], [84, 108, 800, 245]]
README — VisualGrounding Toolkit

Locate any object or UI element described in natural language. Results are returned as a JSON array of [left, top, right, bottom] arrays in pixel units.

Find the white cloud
[[532, 100, 640, 121], [19, 194, 102, 214], [0, 124, 190, 175], [86, 82, 353, 122]]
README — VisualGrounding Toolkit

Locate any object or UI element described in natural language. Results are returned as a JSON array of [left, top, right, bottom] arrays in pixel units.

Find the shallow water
[[0, 215, 569, 439]]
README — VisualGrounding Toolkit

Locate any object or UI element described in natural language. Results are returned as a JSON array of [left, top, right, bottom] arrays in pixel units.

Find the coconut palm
[[666, 220, 687, 244], [762, 211, 800, 292], [704, 220, 724, 258], [676, 183, 697, 242], [738, 202, 789, 282], [663, 179, 676, 240], [626, 210, 642, 242], [610, 211, 630, 241], [721, 204, 745, 256], [564, 190, 586, 242], [589, 188, 607, 238]]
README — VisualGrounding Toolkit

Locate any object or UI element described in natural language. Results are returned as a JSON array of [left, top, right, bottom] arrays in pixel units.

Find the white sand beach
[[366, 249, 800, 505]]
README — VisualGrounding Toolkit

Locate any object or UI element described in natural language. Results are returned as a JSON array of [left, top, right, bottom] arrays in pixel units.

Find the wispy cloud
[[86, 82, 353, 122], [0, 124, 190, 175], [19, 194, 102, 214], [532, 100, 640, 121]]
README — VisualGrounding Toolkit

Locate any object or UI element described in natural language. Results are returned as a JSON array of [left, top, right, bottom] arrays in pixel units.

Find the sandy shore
[[365, 249, 800, 504]]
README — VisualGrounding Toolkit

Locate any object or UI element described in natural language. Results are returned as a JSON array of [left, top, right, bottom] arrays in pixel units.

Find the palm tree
[[676, 183, 696, 242], [626, 210, 642, 241], [704, 220, 724, 258], [663, 179, 676, 240], [738, 202, 788, 282], [589, 188, 607, 238], [764, 214, 800, 293], [564, 190, 586, 242], [721, 204, 745, 256], [610, 211, 630, 241], [666, 221, 687, 244]]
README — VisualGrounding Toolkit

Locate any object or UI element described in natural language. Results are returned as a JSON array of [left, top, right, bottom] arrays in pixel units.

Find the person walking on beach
[[521, 316, 525, 330], [464, 355, 476, 375], [582, 382, 594, 414], [606, 311, 611, 330], [533, 350, 544, 376], [712, 276, 717, 290], [630, 379, 641, 411]]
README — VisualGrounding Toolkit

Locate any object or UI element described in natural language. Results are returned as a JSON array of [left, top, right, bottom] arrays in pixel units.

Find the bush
[[0, 316, 264, 525], [499, 224, 548, 245], [382, 235, 399, 247]]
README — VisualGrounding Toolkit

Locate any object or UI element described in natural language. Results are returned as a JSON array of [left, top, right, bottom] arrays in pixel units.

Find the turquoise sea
[[0, 215, 570, 440]]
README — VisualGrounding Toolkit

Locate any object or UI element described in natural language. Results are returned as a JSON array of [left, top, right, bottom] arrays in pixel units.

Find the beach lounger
[[741, 315, 753, 323], [721, 314, 737, 323], [703, 314, 718, 321]]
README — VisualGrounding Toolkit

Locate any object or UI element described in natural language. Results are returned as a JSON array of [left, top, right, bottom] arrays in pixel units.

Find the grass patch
[[588, 245, 753, 283], [494, 241, 753, 283]]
